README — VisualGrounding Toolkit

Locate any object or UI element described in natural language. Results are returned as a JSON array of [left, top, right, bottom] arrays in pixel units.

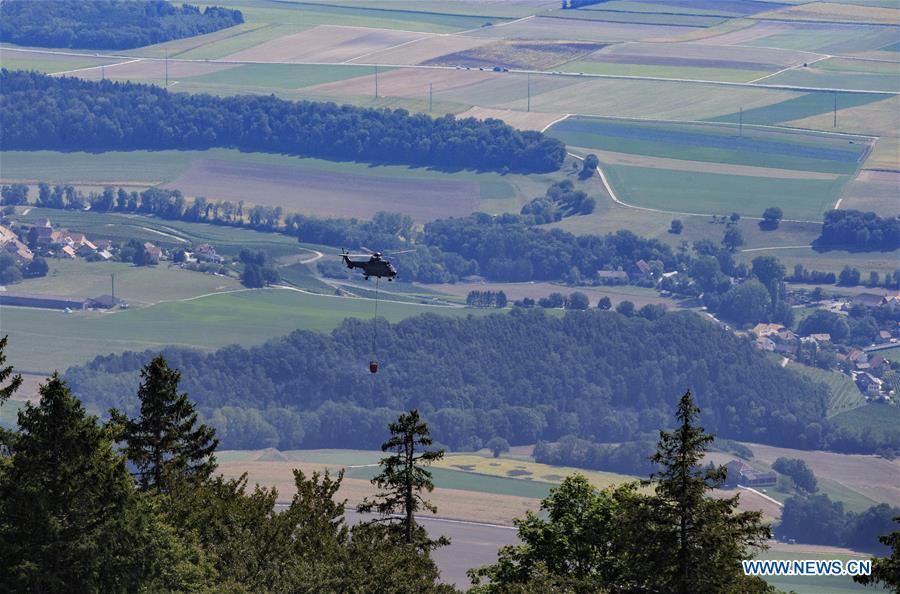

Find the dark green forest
[[65, 309, 872, 454], [0, 0, 243, 50], [817, 209, 900, 252], [0, 70, 566, 173]]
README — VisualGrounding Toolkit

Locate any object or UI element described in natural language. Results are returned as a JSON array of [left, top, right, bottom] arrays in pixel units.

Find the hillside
[[65, 309, 833, 452]]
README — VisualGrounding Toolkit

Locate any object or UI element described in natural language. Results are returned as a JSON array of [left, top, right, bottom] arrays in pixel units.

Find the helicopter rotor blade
[[359, 246, 376, 255], [387, 249, 416, 255]]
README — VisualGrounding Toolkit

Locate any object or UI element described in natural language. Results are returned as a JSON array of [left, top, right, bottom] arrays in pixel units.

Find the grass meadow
[[0, 287, 486, 374]]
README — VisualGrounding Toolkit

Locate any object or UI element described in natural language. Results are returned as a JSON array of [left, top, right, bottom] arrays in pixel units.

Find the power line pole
[[527, 73, 532, 112], [165, 49, 169, 88], [374, 64, 379, 99], [428, 83, 433, 112], [833, 92, 837, 128], [101, 63, 105, 81]]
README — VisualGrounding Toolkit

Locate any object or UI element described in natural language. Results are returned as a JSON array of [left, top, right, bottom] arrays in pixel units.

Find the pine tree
[[0, 335, 22, 405], [0, 375, 140, 592], [647, 390, 773, 594], [357, 409, 448, 549], [112, 355, 218, 492], [854, 517, 900, 592]]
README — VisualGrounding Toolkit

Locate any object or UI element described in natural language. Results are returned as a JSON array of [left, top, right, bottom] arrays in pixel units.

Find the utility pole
[[428, 83, 433, 112], [527, 73, 532, 112], [374, 64, 379, 99], [833, 92, 837, 128], [165, 49, 169, 88], [101, 63, 105, 81]]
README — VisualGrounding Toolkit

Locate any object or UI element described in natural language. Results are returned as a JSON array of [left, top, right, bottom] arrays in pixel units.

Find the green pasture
[[0, 286, 486, 374], [766, 68, 900, 93], [756, 550, 883, 594], [7, 259, 243, 307], [784, 362, 865, 417], [344, 465, 553, 499], [831, 403, 900, 442], [711, 91, 889, 127], [746, 24, 899, 54], [604, 164, 846, 220], [580, 1, 746, 17], [183, 63, 384, 90], [560, 61, 768, 83], [0, 55, 112, 74], [736, 246, 900, 278], [880, 347, 900, 364], [548, 116, 868, 174]]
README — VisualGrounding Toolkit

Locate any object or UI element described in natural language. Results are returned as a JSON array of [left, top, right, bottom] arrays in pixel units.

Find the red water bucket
[[369, 360, 379, 373]]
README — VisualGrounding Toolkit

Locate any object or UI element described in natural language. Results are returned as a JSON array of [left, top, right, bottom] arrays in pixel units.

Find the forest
[[64, 309, 865, 454], [816, 209, 900, 251], [0, 0, 243, 50], [0, 70, 566, 174]]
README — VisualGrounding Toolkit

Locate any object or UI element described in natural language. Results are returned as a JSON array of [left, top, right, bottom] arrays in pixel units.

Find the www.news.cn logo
[[742, 559, 871, 577]]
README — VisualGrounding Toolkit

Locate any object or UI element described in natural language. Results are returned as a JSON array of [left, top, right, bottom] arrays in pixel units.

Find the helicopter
[[340, 247, 413, 281]]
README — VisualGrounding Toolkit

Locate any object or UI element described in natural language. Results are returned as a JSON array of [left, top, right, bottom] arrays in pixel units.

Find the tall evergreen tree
[[854, 517, 900, 592], [0, 375, 144, 592], [0, 335, 22, 406], [112, 355, 217, 492], [646, 390, 773, 594], [358, 409, 448, 548]]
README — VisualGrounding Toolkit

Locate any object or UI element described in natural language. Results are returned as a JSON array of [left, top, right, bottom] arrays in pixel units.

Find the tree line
[[65, 309, 862, 454], [0, 0, 243, 50], [817, 209, 899, 252], [1, 69, 566, 173], [0, 338, 456, 593]]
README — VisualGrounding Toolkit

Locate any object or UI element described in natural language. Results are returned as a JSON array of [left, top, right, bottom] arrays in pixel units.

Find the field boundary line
[[741, 245, 812, 253], [568, 150, 823, 224], [457, 14, 535, 36], [746, 54, 830, 84], [540, 113, 571, 133], [271, 284, 465, 309], [344, 34, 433, 64], [50, 58, 143, 77], [738, 485, 783, 508]]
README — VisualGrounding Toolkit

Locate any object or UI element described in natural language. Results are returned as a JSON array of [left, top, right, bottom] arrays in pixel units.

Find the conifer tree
[[112, 355, 218, 492], [0, 335, 22, 405], [358, 409, 448, 549], [647, 390, 773, 594], [854, 517, 900, 592], [0, 375, 140, 592]]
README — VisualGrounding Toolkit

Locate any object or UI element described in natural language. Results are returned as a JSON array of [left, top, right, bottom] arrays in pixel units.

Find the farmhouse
[[853, 293, 886, 308], [751, 323, 784, 338], [195, 243, 222, 263], [0, 225, 33, 261], [31, 225, 53, 248], [597, 269, 628, 285], [87, 294, 124, 309], [724, 460, 777, 488], [143, 242, 163, 264]]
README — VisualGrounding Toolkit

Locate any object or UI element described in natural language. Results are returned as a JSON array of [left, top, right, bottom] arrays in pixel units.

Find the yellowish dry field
[[758, 3, 900, 25], [307, 67, 493, 98], [349, 34, 491, 65], [745, 443, 900, 507], [217, 458, 540, 524], [691, 21, 796, 46], [839, 169, 900, 216], [457, 106, 567, 131], [437, 454, 641, 490], [223, 25, 429, 63]]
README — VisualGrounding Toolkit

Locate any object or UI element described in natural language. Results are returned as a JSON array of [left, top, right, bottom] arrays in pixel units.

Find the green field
[[548, 116, 869, 174], [785, 361, 866, 416], [345, 464, 555, 499], [604, 164, 846, 220], [756, 550, 884, 594], [831, 403, 900, 441], [0, 287, 488, 374], [711, 91, 890, 126], [881, 346, 900, 364]]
